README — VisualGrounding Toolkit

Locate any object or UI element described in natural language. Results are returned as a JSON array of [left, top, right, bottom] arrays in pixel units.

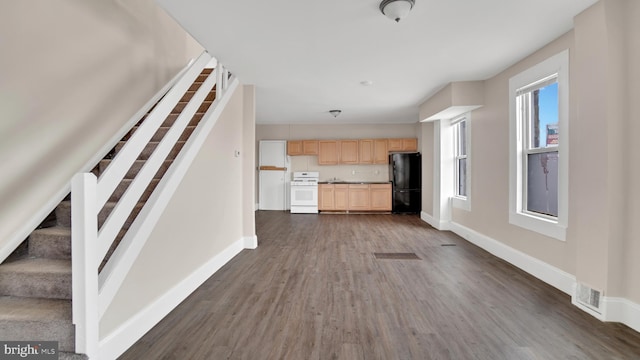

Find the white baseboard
[[603, 297, 640, 333], [429, 218, 640, 333], [99, 237, 245, 360], [420, 211, 451, 231], [243, 235, 258, 249], [447, 221, 575, 295]]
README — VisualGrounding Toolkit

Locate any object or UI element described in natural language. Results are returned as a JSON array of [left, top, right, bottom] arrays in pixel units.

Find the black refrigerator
[[389, 152, 421, 214]]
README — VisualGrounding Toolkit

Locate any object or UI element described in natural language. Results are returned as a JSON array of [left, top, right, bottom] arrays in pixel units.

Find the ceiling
[[158, 0, 597, 125]]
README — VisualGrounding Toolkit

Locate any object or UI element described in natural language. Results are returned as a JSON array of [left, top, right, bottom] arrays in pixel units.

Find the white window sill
[[452, 196, 471, 211], [509, 211, 566, 241]]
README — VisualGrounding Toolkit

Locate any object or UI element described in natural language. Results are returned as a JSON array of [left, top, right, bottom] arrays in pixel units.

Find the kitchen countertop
[[318, 181, 391, 184]]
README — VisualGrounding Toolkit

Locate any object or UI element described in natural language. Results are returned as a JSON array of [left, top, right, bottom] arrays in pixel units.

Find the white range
[[290, 172, 319, 214]]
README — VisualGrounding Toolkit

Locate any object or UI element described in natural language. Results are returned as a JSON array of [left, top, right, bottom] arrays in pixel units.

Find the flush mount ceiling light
[[380, 0, 415, 22], [329, 110, 342, 118]]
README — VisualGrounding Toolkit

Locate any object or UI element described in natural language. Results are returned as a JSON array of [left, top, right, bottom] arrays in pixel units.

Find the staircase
[[0, 68, 215, 359]]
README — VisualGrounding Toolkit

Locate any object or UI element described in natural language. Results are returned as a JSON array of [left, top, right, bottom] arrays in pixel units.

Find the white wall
[[0, 0, 203, 259], [625, 0, 640, 304], [420, 0, 640, 310]]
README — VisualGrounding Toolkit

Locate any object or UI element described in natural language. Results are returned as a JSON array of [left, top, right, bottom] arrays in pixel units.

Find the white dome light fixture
[[329, 110, 342, 118], [380, 0, 415, 23]]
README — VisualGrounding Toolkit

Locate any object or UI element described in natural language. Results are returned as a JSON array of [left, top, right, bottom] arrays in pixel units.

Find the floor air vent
[[374, 253, 421, 260], [576, 283, 603, 313]]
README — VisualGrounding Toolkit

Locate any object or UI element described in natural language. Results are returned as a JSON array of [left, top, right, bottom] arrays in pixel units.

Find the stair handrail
[[72, 50, 238, 359], [95, 57, 216, 263]]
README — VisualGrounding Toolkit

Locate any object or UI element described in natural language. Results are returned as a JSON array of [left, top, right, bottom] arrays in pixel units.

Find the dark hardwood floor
[[120, 212, 640, 359]]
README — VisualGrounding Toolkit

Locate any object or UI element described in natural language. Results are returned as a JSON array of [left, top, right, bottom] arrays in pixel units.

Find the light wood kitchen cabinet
[[388, 138, 418, 152], [348, 184, 370, 210], [318, 184, 335, 210], [359, 140, 374, 164], [334, 184, 349, 210], [318, 140, 340, 165], [287, 140, 303, 156], [319, 183, 391, 212], [402, 138, 418, 151], [373, 139, 388, 164], [387, 138, 403, 152], [370, 184, 392, 211], [303, 140, 319, 155], [339, 140, 359, 164]]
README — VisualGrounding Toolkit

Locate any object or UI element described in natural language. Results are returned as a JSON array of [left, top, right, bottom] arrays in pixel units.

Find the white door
[[259, 140, 288, 210]]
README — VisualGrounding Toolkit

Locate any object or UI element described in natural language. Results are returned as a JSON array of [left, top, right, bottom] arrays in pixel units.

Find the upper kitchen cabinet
[[287, 140, 319, 156], [303, 140, 319, 155], [402, 138, 418, 152], [373, 139, 388, 164], [318, 140, 340, 165], [340, 140, 359, 164], [287, 140, 303, 156], [359, 140, 374, 164], [388, 138, 418, 152]]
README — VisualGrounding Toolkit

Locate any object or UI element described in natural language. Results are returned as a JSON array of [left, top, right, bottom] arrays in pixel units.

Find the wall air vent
[[576, 283, 603, 313]]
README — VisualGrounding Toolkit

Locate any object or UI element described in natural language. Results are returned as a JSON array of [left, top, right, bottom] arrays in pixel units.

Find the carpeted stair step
[[98, 202, 144, 229], [109, 178, 160, 202], [29, 227, 71, 260], [59, 352, 89, 360], [98, 159, 172, 179], [123, 112, 201, 143], [172, 100, 213, 114], [55, 201, 71, 227], [0, 259, 71, 299], [161, 112, 204, 127], [182, 90, 216, 102], [0, 296, 74, 352], [56, 199, 146, 230], [129, 124, 197, 142], [115, 141, 185, 161]]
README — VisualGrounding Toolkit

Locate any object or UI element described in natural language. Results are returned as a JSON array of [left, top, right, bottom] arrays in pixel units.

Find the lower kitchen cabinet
[[370, 184, 392, 211], [318, 184, 335, 210], [348, 185, 370, 210], [334, 185, 349, 210], [319, 183, 392, 212]]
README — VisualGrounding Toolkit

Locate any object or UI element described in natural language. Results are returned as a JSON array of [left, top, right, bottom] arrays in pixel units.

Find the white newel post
[[216, 65, 224, 97], [223, 67, 229, 91], [71, 173, 100, 359]]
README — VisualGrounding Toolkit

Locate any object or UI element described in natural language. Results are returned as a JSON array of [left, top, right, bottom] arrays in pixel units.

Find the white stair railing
[[71, 51, 238, 359]]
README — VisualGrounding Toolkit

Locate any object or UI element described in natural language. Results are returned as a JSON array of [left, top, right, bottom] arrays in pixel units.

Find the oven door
[[290, 185, 318, 206]]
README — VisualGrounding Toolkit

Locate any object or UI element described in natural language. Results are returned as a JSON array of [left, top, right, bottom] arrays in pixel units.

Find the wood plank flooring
[[120, 212, 640, 359]]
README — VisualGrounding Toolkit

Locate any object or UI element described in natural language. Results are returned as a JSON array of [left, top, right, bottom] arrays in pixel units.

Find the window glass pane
[[526, 151, 558, 216], [459, 121, 467, 155], [457, 158, 467, 197], [529, 82, 558, 149]]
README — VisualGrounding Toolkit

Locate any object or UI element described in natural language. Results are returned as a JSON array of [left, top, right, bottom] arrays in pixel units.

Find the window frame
[[508, 50, 569, 241], [451, 113, 471, 211]]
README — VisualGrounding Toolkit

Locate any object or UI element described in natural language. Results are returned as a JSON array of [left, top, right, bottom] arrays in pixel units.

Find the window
[[509, 50, 568, 240], [519, 78, 558, 218], [452, 114, 470, 210]]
